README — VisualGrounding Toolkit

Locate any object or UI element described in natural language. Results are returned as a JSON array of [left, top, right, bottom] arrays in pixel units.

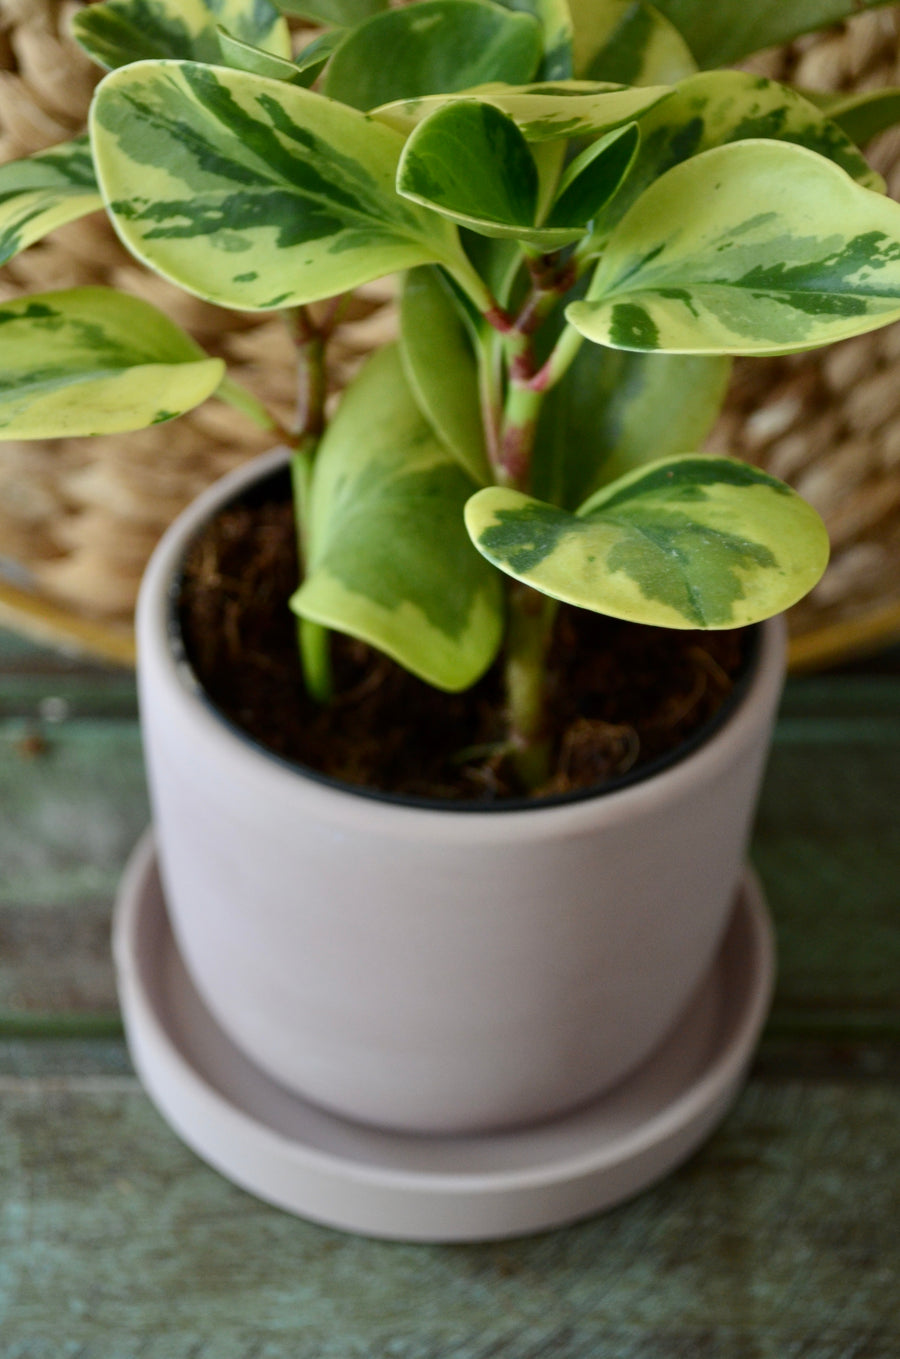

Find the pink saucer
[[114, 831, 774, 1242]]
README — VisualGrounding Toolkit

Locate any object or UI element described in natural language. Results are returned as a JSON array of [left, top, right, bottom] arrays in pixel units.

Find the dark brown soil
[[178, 489, 752, 803]]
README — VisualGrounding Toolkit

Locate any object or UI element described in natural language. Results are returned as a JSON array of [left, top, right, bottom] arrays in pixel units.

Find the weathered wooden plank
[[0, 721, 148, 908], [0, 1075, 896, 1354]]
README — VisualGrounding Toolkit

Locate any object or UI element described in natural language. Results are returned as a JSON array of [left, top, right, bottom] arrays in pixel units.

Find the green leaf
[[570, 140, 900, 356], [206, 0, 291, 55], [292, 346, 503, 691], [72, 0, 290, 70], [0, 287, 225, 439], [497, 0, 574, 81], [400, 268, 490, 484], [586, 69, 884, 250], [805, 88, 900, 148], [544, 122, 640, 228], [465, 455, 830, 628], [322, 0, 543, 112], [375, 80, 670, 143], [569, 0, 697, 85], [215, 28, 318, 86], [651, 0, 896, 69], [90, 61, 466, 310], [532, 344, 731, 508], [0, 138, 102, 267], [275, 0, 387, 24]]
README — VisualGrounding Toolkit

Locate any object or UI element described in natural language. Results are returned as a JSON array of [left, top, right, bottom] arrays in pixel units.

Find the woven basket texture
[[0, 0, 899, 665]]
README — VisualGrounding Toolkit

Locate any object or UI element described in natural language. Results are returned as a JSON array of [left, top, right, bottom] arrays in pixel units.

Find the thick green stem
[[504, 584, 558, 790]]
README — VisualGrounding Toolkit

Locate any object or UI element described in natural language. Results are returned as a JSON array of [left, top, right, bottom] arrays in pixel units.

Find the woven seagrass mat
[[0, 0, 898, 667]]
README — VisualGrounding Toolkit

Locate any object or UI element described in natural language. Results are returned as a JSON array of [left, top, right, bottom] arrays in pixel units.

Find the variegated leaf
[[276, 0, 387, 23], [0, 138, 102, 267], [215, 29, 329, 86], [805, 88, 900, 149], [322, 0, 542, 113], [501, 0, 574, 81], [72, 0, 290, 70], [206, 0, 291, 55], [91, 62, 467, 310], [374, 80, 670, 142], [0, 287, 225, 439], [465, 456, 830, 628], [652, 0, 895, 69], [586, 69, 883, 251], [292, 346, 504, 691], [400, 268, 489, 484], [532, 344, 731, 508], [571, 141, 900, 356], [568, 0, 696, 85]]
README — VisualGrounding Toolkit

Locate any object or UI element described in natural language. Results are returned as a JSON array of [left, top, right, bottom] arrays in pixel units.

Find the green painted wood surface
[[0, 629, 898, 1352], [0, 1070, 897, 1354]]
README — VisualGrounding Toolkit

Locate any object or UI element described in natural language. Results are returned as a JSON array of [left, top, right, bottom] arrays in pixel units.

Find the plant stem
[[504, 583, 558, 790], [216, 374, 298, 445]]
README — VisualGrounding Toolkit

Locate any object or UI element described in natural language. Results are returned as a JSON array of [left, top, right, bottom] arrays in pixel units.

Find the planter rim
[[137, 447, 787, 841]]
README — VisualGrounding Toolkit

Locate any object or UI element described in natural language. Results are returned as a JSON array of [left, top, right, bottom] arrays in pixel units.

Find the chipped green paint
[[90, 61, 466, 308], [322, 0, 543, 112], [0, 138, 102, 266], [465, 454, 830, 628], [586, 69, 884, 252], [0, 287, 224, 439], [568, 0, 697, 86], [571, 141, 900, 356], [292, 346, 502, 691], [400, 267, 489, 484], [373, 81, 671, 142]]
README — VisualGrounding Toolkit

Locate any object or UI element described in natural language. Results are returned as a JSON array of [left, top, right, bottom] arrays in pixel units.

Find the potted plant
[[3, 0, 900, 1235]]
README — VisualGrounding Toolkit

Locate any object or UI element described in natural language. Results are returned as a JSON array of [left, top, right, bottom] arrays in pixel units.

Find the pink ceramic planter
[[136, 448, 786, 1136]]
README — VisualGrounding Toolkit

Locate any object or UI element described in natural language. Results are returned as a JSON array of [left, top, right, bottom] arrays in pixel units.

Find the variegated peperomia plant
[[4, 0, 900, 786]]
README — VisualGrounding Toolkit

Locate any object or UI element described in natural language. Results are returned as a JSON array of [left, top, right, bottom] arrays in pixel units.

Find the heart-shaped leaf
[[374, 81, 670, 142], [400, 268, 490, 484], [323, 0, 542, 113], [532, 344, 731, 508], [466, 455, 829, 628], [569, 0, 696, 85], [91, 61, 466, 310], [0, 287, 225, 439], [398, 102, 640, 245], [585, 69, 883, 253], [570, 140, 900, 356], [398, 102, 541, 241], [72, 0, 290, 70], [292, 346, 503, 691], [652, 0, 895, 69], [0, 138, 102, 267]]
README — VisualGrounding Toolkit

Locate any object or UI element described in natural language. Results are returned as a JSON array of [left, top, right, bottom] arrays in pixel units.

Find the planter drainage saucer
[[114, 831, 774, 1242]]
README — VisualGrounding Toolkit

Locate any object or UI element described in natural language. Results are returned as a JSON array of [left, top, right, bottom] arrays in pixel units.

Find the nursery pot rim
[[138, 446, 786, 834]]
